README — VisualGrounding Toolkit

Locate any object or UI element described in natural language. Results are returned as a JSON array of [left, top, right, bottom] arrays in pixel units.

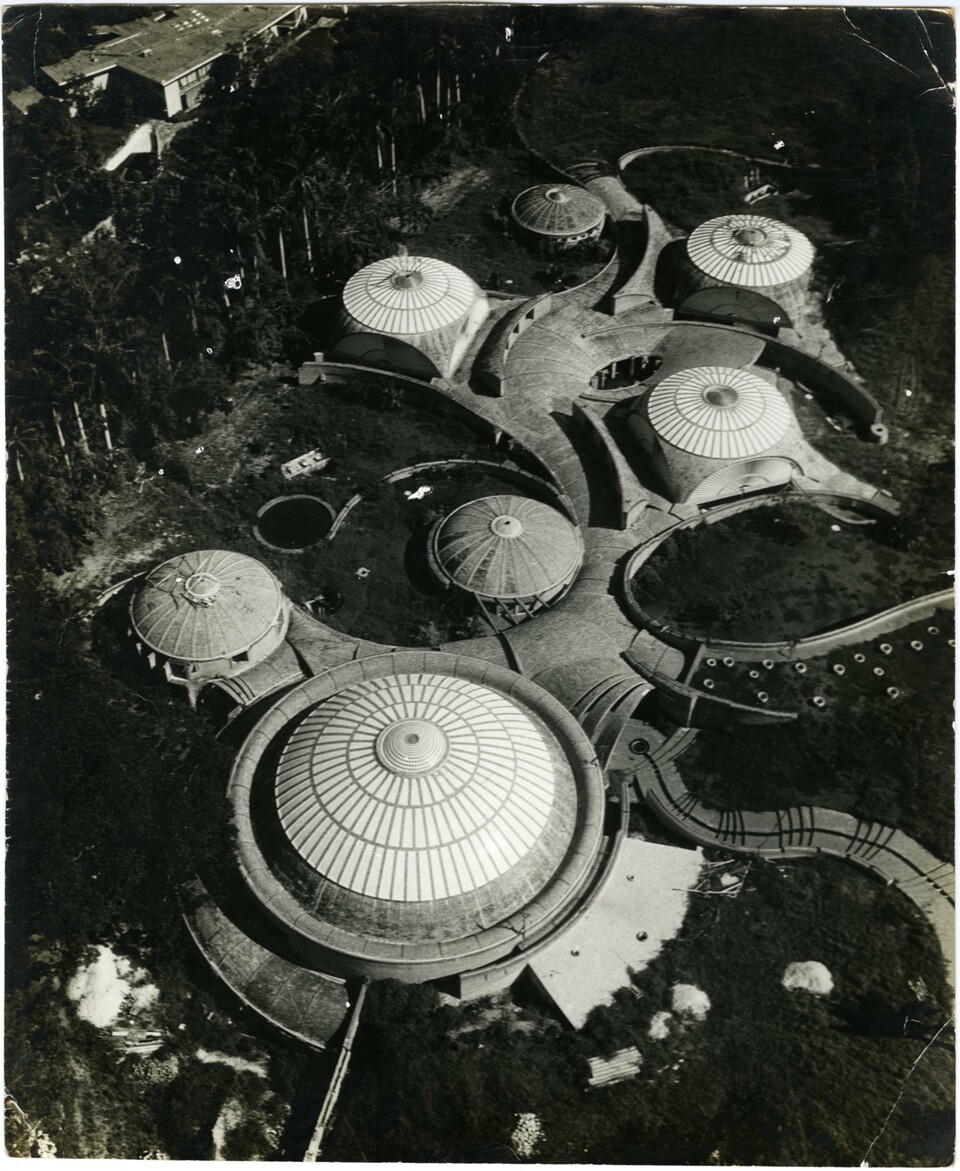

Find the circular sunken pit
[[254, 495, 334, 552]]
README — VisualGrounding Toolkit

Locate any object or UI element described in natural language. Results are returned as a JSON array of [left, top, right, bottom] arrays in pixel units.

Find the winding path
[[618, 144, 825, 172], [633, 732, 955, 987]]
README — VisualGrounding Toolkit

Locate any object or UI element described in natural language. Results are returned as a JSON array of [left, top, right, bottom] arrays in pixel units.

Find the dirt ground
[[54, 368, 561, 647]]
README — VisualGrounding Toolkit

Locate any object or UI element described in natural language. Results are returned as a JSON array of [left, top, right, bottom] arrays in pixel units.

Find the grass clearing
[[631, 499, 942, 643], [682, 613, 954, 858]]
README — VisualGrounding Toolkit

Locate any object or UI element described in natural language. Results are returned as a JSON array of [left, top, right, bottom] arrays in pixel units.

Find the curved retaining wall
[[573, 315, 887, 442], [700, 587, 955, 663], [326, 457, 577, 541], [306, 360, 562, 490], [572, 402, 649, 530], [618, 144, 824, 173], [182, 877, 350, 1051], [474, 294, 555, 395], [636, 748, 955, 985], [628, 661, 797, 727], [228, 651, 607, 984], [621, 491, 923, 660], [760, 337, 887, 443], [459, 779, 633, 1000]]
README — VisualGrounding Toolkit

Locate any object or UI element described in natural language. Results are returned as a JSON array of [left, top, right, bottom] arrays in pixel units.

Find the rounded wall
[[166, 601, 291, 682], [446, 294, 491, 379], [330, 332, 441, 380], [677, 260, 807, 326], [228, 651, 606, 984], [685, 456, 798, 505]]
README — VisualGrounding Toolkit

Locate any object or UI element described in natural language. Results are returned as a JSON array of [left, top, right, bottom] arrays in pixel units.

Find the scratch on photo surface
[[860, 1014, 956, 1166]]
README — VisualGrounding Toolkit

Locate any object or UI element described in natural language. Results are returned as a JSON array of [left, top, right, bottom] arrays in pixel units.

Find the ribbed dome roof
[[645, 366, 793, 460], [687, 214, 814, 288], [342, 254, 480, 336], [276, 673, 561, 903], [511, 184, 606, 237], [131, 549, 284, 662], [433, 495, 582, 600]]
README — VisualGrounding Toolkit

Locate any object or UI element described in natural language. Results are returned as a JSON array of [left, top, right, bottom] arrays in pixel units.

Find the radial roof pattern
[[646, 366, 793, 460], [276, 673, 561, 903], [342, 254, 479, 336], [131, 549, 284, 662], [434, 495, 581, 599], [511, 184, 606, 237], [687, 214, 815, 288]]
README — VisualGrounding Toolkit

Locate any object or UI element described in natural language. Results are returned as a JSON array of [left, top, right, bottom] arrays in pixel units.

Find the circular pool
[[254, 496, 334, 552]]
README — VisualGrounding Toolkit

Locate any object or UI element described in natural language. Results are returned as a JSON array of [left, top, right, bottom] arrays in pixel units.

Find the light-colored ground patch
[[648, 1010, 673, 1040], [510, 1113, 542, 1158], [782, 960, 834, 995], [211, 1097, 245, 1160], [527, 839, 703, 1028], [196, 1049, 268, 1077], [66, 945, 159, 1028], [671, 983, 711, 1020], [419, 165, 490, 213]]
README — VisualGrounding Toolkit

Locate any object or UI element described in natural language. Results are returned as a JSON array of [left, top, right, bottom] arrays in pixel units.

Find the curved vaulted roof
[[276, 672, 560, 903], [342, 254, 480, 336], [645, 366, 794, 460], [511, 184, 606, 237], [687, 214, 815, 288], [433, 495, 582, 600], [130, 549, 284, 662]]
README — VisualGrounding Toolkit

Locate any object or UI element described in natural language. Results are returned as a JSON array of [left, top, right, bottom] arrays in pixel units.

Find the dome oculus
[[687, 214, 814, 287], [646, 366, 793, 460]]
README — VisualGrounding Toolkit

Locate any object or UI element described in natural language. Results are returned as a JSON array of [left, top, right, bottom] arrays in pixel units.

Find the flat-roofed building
[[40, 5, 308, 118]]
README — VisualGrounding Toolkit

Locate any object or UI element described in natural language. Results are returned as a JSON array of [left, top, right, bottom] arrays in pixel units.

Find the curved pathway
[[633, 733, 955, 987], [618, 144, 824, 172]]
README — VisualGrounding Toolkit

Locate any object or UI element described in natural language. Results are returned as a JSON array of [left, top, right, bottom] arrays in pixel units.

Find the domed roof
[[131, 549, 284, 662], [645, 366, 793, 460], [511, 184, 606, 237], [433, 495, 582, 600], [342, 254, 480, 337], [276, 672, 561, 903], [687, 214, 814, 287]]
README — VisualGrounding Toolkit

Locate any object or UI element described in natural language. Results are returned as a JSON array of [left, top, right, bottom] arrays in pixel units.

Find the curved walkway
[[254, 111, 952, 1005], [618, 144, 824, 172], [182, 877, 350, 1050], [634, 735, 955, 986]]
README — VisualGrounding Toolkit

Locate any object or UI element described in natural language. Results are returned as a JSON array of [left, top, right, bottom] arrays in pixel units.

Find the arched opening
[[330, 333, 441, 381], [688, 457, 799, 505], [676, 287, 793, 336], [590, 355, 662, 390]]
